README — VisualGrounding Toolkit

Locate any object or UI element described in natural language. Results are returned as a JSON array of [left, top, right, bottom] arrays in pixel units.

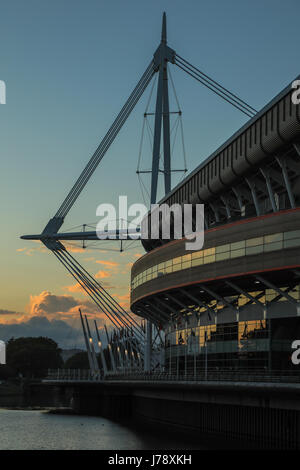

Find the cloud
[[63, 243, 90, 253], [29, 291, 79, 316], [115, 292, 130, 310], [95, 270, 111, 279], [0, 309, 19, 315], [64, 283, 87, 295], [0, 316, 85, 349], [95, 260, 119, 268], [16, 244, 47, 256], [27, 291, 103, 319]]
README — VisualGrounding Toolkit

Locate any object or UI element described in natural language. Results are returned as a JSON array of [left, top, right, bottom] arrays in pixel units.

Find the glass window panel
[[203, 247, 215, 257], [173, 263, 182, 272], [182, 254, 191, 262], [231, 248, 245, 258], [266, 289, 276, 302], [231, 240, 245, 250], [264, 241, 282, 252], [284, 230, 300, 240], [216, 244, 230, 254], [246, 237, 263, 247], [264, 233, 283, 243], [165, 264, 173, 273], [283, 238, 300, 249], [192, 250, 203, 259], [182, 260, 191, 269], [216, 252, 230, 261], [165, 259, 173, 267], [192, 257, 203, 266], [173, 256, 182, 266], [204, 254, 215, 264], [246, 245, 263, 255]]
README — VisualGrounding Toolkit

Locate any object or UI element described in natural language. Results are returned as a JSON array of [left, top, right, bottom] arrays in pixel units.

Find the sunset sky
[[1, 0, 299, 348]]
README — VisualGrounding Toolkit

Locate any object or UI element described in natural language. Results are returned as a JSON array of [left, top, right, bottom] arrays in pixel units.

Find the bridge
[[41, 368, 300, 449]]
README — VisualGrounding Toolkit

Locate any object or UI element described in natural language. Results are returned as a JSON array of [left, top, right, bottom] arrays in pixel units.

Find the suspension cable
[[50, 244, 145, 340], [63, 250, 144, 333], [57, 61, 154, 217], [175, 55, 257, 118], [55, 60, 155, 220], [53, 251, 145, 354]]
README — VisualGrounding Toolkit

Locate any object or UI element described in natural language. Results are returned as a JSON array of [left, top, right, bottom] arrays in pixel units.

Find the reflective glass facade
[[165, 317, 299, 373], [131, 229, 300, 291]]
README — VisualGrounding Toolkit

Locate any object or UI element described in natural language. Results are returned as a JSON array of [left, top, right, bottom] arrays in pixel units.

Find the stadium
[[130, 78, 300, 375]]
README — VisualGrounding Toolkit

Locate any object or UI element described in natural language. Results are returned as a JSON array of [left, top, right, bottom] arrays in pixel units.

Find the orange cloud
[[116, 293, 130, 302], [64, 283, 87, 295], [95, 270, 111, 279], [16, 244, 47, 256], [26, 291, 110, 323], [95, 260, 119, 267], [115, 292, 130, 310], [63, 243, 90, 253]]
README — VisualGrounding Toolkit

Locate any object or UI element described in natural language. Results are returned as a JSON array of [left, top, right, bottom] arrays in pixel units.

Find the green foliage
[[6, 337, 63, 378], [64, 351, 89, 369]]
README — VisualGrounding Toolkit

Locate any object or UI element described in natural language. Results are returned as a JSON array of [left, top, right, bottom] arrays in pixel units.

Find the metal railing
[[46, 368, 300, 385], [46, 369, 103, 381]]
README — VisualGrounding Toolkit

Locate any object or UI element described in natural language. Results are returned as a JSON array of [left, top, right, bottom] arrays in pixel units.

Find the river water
[[0, 409, 207, 450]]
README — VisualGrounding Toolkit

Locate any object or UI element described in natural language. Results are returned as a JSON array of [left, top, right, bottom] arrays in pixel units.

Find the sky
[[1, 0, 300, 348]]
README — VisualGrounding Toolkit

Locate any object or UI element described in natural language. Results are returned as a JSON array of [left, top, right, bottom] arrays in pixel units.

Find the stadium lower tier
[[165, 317, 299, 374], [130, 208, 300, 372]]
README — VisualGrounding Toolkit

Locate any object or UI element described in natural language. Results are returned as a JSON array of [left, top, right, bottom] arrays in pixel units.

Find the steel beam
[[209, 202, 220, 223], [245, 177, 261, 215], [166, 292, 197, 317], [85, 315, 99, 373], [293, 142, 300, 157], [276, 156, 296, 208], [79, 309, 94, 372], [179, 288, 214, 320], [162, 62, 171, 194], [94, 321, 108, 375], [220, 196, 231, 219], [199, 284, 237, 310], [260, 168, 277, 212], [225, 280, 265, 310], [254, 274, 297, 305]]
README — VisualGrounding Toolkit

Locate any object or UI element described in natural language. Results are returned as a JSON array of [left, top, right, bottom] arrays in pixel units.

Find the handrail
[[45, 368, 300, 384]]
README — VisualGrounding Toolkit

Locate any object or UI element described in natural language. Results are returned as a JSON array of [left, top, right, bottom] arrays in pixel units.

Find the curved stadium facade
[[131, 77, 300, 374]]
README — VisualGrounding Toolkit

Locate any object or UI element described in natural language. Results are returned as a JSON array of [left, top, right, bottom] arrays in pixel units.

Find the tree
[[6, 337, 63, 378], [0, 364, 15, 380], [64, 351, 89, 369]]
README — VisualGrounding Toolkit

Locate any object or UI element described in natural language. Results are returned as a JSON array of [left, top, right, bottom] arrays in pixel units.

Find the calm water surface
[[0, 409, 206, 450]]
